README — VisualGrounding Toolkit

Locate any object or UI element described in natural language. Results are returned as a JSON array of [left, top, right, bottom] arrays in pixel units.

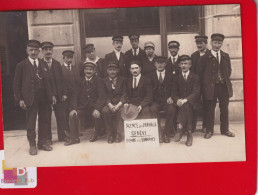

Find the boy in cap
[[101, 62, 127, 143], [104, 36, 128, 78], [199, 33, 235, 139], [64, 62, 105, 145], [84, 43, 105, 78], [125, 34, 146, 71], [166, 41, 181, 75], [13, 40, 56, 155], [149, 56, 174, 143], [41, 42, 68, 143], [141, 41, 157, 75], [171, 55, 200, 146]]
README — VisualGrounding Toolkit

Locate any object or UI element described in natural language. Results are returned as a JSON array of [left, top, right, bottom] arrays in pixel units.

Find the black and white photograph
[[0, 4, 245, 167]]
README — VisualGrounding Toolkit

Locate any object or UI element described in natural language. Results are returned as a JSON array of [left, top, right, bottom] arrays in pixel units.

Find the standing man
[[172, 55, 200, 146], [190, 35, 209, 132], [200, 33, 235, 139], [125, 34, 146, 71], [104, 36, 128, 78], [13, 40, 56, 155], [64, 62, 105, 146], [102, 62, 127, 143], [125, 61, 152, 119], [41, 42, 68, 143], [141, 42, 157, 75], [166, 41, 181, 75], [149, 56, 174, 143], [84, 44, 105, 78]]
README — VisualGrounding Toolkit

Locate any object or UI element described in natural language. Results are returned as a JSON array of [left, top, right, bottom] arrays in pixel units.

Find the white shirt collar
[[182, 70, 190, 79], [114, 50, 121, 60], [85, 57, 99, 64], [28, 57, 39, 66], [132, 73, 141, 87], [132, 47, 139, 55], [156, 70, 165, 79], [44, 58, 52, 63], [211, 50, 221, 62], [85, 76, 93, 81], [171, 54, 179, 63], [64, 62, 71, 67]]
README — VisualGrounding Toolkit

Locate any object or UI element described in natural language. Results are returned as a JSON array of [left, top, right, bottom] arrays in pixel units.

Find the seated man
[[171, 55, 200, 146], [64, 62, 105, 146], [102, 62, 127, 143], [149, 56, 174, 143]]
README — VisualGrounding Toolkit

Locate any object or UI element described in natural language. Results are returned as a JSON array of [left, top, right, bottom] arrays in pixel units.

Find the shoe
[[89, 133, 98, 142], [163, 134, 170, 143], [115, 134, 120, 143], [159, 135, 163, 143], [174, 129, 183, 142], [107, 135, 114, 144], [29, 146, 37, 155], [204, 132, 213, 139], [222, 131, 235, 137], [64, 138, 80, 146], [46, 140, 52, 145], [185, 133, 193, 146], [38, 143, 53, 151]]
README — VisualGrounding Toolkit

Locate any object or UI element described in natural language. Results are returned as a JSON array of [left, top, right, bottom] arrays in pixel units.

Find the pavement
[[3, 119, 246, 168]]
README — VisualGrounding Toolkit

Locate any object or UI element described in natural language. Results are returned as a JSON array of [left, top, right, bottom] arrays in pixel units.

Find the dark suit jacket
[[102, 76, 127, 105], [95, 58, 106, 78], [165, 56, 181, 76], [148, 71, 173, 102], [70, 75, 105, 112], [198, 50, 233, 100], [13, 58, 55, 107], [61, 64, 77, 98], [190, 50, 209, 76], [141, 55, 157, 75], [172, 71, 200, 107], [125, 47, 146, 73], [104, 51, 128, 78], [126, 75, 152, 107]]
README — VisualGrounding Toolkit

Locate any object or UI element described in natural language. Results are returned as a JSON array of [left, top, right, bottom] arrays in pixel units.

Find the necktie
[[184, 74, 187, 81], [33, 60, 37, 67], [133, 48, 137, 56], [47, 61, 51, 68], [111, 78, 116, 89], [68, 64, 71, 70], [133, 77, 137, 88], [159, 72, 163, 83], [173, 57, 176, 64], [216, 52, 219, 63]]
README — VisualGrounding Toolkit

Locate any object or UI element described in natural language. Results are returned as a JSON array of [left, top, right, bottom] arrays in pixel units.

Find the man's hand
[[137, 105, 142, 112], [69, 110, 77, 118], [114, 102, 122, 112], [92, 109, 101, 118], [62, 95, 67, 102], [52, 96, 57, 105], [19, 100, 27, 110], [108, 103, 116, 113], [167, 97, 173, 104], [177, 99, 183, 107], [124, 103, 129, 108], [181, 99, 187, 105]]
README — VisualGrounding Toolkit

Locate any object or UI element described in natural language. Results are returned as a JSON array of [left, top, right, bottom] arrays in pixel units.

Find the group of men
[[13, 33, 235, 155]]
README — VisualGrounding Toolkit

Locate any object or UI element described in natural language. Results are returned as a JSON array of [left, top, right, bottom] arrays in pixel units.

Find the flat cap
[[195, 35, 208, 42], [179, 55, 191, 62], [112, 35, 123, 41], [154, 56, 167, 63], [41, 41, 54, 49], [83, 44, 95, 53], [129, 34, 140, 40], [82, 61, 96, 69], [107, 61, 119, 69], [211, 33, 225, 41], [168, 41, 180, 48], [27, 40, 41, 48], [62, 50, 74, 57], [144, 42, 155, 49]]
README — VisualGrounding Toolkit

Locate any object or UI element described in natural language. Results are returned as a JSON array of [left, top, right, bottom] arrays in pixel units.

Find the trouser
[[102, 106, 123, 137], [26, 91, 50, 146], [69, 108, 102, 140], [176, 102, 194, 131], [46, 100, 66, 141], [150, 101, 177, 136], [192, 98, 207, 130], [206, 83, 229, 134], [63, 97, 71, 132]]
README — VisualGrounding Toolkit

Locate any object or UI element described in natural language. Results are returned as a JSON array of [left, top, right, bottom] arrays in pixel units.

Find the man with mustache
[[13, 40, 56, 155], [64, 62, 105, 146], [199, 33, 235, 139], [166, 41, 181, 76], [41, 42, 68, 143], [171, 55, 200, 146], [190, 35, 209, 133], [101, 62, 127, 143], [104, 36, 128, 78], [141, 42, 157, 75]]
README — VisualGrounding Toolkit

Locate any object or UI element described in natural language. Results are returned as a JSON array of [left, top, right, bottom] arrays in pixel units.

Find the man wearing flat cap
[[84, 44, 105, 78], [199, 33, 235, 139], [125, 34, 146, 73], [171, 55, 200, 146], [190, 35, 209, 133], [141, 42, 157, 75], [61, 50, 77, 140], [64, 62, 106, 145], [104, 36, 128, 78], [148, 56, 174, 143], [101, 62, 127, 143], [41, 42, 68, 144], [166, 40, 181, 76], [13, 40, 56, 155]]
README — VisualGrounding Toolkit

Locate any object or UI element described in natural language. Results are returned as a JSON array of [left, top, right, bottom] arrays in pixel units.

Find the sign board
[[124, 119, 159, 148]]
